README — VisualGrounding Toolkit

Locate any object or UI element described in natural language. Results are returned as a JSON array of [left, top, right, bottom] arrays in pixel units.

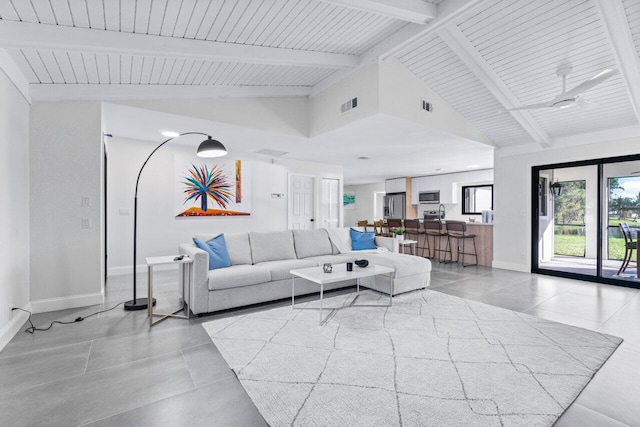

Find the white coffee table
[[290, 263, 395, 325]]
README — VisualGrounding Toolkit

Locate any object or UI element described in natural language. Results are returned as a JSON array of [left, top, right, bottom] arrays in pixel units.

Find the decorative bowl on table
[[354, 259, 369, 268]]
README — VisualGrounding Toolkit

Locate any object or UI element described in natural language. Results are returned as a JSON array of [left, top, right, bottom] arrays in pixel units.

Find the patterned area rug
[[203, 290, 622, 426]]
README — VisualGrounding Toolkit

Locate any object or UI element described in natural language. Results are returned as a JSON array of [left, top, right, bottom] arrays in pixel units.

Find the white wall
[[107, 137, 342, 274], [118, 97, 309, 137], [310, 61, 380, 137], [378, 58, 493, 146], [0, 69, 30, 349], [343, 182, 386, 226], [29, 101, 104, 312], [493, 137, 640, 272]]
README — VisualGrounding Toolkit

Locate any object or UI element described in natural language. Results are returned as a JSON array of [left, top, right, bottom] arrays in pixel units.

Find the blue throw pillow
[[350, 228, 376, 251], [193, 234, 231, 270]]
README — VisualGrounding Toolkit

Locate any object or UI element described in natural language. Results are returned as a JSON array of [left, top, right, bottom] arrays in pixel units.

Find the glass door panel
[[603, 162, 640, 282], [536, 165, 597, 276]]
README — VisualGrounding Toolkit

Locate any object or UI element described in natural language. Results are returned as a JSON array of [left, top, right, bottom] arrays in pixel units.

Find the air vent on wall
[[255, 148, 288, 157], [422, 100, 433, 112], [341, 97, 358, 114]]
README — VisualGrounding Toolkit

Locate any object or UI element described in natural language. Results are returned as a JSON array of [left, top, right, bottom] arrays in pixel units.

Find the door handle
[[310, 219, 314, 222]]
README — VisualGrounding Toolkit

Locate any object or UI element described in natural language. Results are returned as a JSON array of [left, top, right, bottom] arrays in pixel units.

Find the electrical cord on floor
[[11, 302, 124, 334]]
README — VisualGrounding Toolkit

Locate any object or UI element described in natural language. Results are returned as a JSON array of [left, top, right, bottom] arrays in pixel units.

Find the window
[[462, 184, 493, 215]]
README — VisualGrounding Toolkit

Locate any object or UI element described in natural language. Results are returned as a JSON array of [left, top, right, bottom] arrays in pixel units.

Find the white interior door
[[321, 178, 340, 229], [289, 174, 315, 230]]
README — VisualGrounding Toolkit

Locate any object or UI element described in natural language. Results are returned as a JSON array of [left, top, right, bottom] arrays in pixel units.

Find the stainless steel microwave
[[419, 191, 440, 204]]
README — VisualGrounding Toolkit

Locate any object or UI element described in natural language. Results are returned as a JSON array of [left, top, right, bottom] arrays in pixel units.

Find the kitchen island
[[415, 220, 493, 267]]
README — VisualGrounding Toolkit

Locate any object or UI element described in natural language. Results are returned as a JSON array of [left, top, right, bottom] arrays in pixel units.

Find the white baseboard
[[108, 264, 178, 277], [0, 302, 32, 352], [30, 292, 104, 314], [491, 260, 530, 273]]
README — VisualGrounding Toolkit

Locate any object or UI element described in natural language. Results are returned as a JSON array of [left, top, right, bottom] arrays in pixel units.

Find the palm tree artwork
[[182, 163, 233, 213]]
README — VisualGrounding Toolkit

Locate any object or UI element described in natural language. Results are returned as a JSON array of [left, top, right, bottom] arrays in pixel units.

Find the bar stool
[[423, 220, 448, 261], [373, 220, 392, 237], [444, 221, 478, 267], [386, 218, 403, 233], [404, 219, 427, 257]]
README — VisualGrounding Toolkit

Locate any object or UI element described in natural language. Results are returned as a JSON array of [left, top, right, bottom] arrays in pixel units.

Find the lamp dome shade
[[197, 136, 227, 158]]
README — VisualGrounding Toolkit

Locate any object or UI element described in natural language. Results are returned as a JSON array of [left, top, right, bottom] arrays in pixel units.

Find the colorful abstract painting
[[175, 155, 251, 217], [343, 191, 356, 210]]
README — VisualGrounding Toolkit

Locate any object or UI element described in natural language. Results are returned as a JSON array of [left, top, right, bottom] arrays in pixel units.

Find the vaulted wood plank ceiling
[[1, 0, 639, 151]]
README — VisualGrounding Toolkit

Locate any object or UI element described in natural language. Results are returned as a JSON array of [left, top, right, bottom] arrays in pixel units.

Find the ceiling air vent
[[255, 148, 288, 157], [341, 97, 358, 114], [422, 100, 433, 112]]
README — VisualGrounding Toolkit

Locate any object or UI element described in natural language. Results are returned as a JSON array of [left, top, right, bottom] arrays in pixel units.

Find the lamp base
[[124, 298, 156, 311]]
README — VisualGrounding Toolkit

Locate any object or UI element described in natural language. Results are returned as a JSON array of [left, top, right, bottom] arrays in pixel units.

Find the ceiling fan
[[504, 65, 618, 111]]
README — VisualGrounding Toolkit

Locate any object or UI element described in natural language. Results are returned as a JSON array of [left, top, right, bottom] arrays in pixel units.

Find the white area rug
[[203, 290, 622, 426]]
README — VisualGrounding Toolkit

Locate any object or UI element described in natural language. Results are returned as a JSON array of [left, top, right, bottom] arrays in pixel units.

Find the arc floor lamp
[[124, 132, 227, 311]]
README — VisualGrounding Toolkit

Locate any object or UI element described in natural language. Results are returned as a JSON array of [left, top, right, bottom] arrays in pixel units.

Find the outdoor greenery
[[553, 181, 586, 257], [553, 177, 639, 260], [554, 234, 626, 259]]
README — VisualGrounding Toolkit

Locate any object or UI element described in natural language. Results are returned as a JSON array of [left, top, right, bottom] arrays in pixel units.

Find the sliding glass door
[[532, 155, 640, 288]]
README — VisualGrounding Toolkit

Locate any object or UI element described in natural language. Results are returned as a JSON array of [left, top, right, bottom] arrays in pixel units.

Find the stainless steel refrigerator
[[383, 193, 406, 219]]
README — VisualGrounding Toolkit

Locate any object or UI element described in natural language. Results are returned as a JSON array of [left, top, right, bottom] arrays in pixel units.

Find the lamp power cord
[[12, 302, 124, 334]]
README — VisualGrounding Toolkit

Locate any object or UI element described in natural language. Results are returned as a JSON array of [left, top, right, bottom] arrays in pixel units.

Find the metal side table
[[146, 255, 193, 327]]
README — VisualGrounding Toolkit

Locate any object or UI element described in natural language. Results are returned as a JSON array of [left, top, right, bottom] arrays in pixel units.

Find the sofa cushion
[[207, 264, 271, 291], [193, 235, 231, 270], [254, 259, 317, 281], [249, 231, 297, 263], [196, 233, 252, 265], [350, 228, 377, 250], [224, 233, 253, 265], [293, 229, 333, 259], [326, 227, 352, 254]]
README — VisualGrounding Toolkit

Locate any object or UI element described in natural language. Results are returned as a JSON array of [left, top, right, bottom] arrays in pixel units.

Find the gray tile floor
[[1, 262, 639, 426]]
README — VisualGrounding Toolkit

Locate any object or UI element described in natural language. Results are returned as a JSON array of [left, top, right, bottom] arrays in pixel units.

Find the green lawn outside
[[553, 233, 626, 259], [608, 218, 639, 227]]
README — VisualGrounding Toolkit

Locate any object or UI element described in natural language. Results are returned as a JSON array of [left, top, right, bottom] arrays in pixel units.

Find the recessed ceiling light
[[467, 164, 480, 168], [357, 156, 370, 160], [161, 130, 180, 138]]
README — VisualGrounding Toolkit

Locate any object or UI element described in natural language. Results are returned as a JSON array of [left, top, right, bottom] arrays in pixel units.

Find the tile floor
[[1, 262, 639, 426]]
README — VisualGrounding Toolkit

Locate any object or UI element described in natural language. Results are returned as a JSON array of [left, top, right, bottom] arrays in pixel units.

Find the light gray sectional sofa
[[179, 228, 431, 315]]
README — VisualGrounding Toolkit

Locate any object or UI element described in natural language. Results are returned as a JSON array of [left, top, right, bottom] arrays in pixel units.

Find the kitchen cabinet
[[411, 170, 493, 204], [385, 178, 406, 194]]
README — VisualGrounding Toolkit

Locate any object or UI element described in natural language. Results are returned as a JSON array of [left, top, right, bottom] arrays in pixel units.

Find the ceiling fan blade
[[503, 103, 552, 111], [576, 97, 596, 109], [562, 68, 618, 98]]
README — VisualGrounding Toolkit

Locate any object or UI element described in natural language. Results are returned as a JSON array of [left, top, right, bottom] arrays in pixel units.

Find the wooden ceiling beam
[[593, 0, 640, 125], [0, 20, 359, 70], [316, 0, 436, 24], [438, 24, 552, 148]]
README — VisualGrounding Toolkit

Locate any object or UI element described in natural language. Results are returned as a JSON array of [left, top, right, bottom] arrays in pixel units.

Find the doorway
[[288, 174, 315, 230], [532, 155, 640, 288], [320, 178, 340, 228]]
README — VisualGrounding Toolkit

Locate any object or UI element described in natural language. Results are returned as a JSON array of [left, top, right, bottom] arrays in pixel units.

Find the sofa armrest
[[375, 236, 399, 253], [179, 243, 209, 315]]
